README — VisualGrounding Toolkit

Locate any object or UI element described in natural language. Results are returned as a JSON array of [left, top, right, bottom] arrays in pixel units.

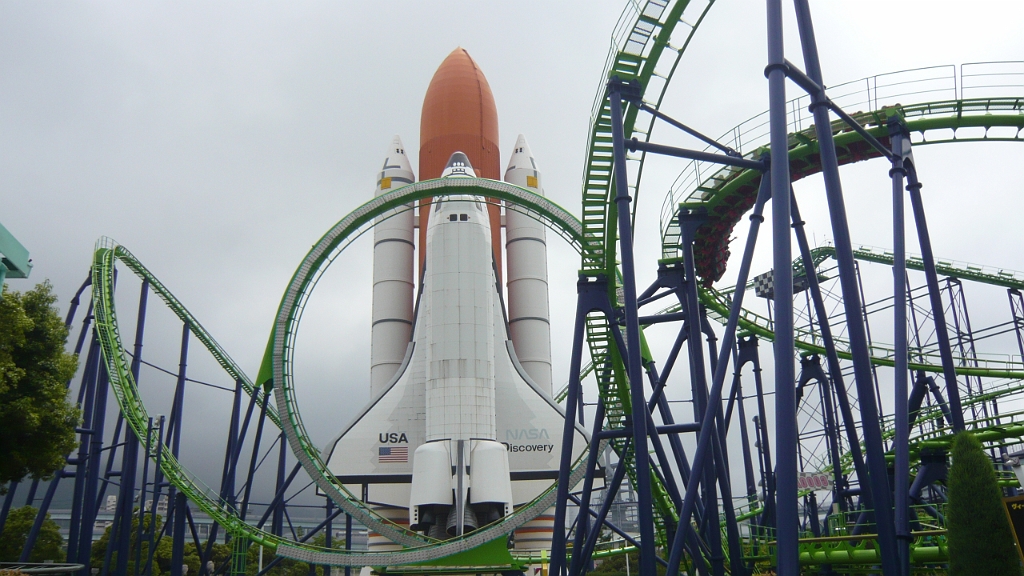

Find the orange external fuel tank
[[419, 48, 503, 282]]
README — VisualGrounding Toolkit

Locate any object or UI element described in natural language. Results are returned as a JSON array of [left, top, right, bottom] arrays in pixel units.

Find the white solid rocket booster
[[503, 135, 553, 395], [370, 136, 416, 396]]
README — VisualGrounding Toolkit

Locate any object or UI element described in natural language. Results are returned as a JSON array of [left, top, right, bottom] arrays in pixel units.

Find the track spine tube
[[666, 170, 772, 576], [792, 1, 898, 573]]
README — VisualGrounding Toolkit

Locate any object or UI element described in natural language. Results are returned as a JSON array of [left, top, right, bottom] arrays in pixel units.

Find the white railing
[[659, 61, 1024, 243]]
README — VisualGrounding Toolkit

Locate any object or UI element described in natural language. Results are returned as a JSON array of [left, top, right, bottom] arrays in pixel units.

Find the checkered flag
[[753, 269, 811, 299]]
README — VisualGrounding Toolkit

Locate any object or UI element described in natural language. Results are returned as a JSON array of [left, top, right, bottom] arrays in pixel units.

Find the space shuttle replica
[[326, 48, 587, 551]]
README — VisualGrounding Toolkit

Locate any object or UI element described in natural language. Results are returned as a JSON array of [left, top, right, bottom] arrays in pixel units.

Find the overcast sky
[[3, 1, 1023, 509]]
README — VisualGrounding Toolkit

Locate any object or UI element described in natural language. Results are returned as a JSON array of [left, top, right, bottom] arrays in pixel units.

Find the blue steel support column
[[699, 289, 745, 575], [791, 1, 898, 572], [110, 278, 149, 576], [568, 401, 606, 576], [549, 279, 591, 576], [224, 379, 242, 511], [24, 480, 38, 506], [324, 498, 333, 576], [171, 491, 187, 576], [65, 334, 99, 564], [94, 414, 124, 511], [904, 162, 965, 431], [344, 512, 352, 576], [666, 171, 771, 576], [807, 358, 845, 511], [607, 79, 657, 576], [240, 394, 271, 521], [272, 432, 288, 536], [20, 471, 63, 557], [742, 339, 776, 528], [135, 417, 154, 576], [1010, 290, 1024, 359], [646, 358, 711, 576], [574, 438, 640, 567], [889, 117, 911, 576], [0, 483, 17, 535], [166, 321, 190, 540], [229, 385, 260, 496], [675, 209, 725, 576], [19, 472, 62, 562], [143, 416, 167, 576], [211, 379, 241, 553], [80, 360, 111, 572], [790, 197, 869, 509], [734, 372, 759, 510], [766, 1, 798, 573]]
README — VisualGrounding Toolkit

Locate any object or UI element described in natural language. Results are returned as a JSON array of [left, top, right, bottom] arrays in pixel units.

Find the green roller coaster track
[[92, 179, 606, 569], [573, 0, 1024, 571], [88, 0, 1024, 571]]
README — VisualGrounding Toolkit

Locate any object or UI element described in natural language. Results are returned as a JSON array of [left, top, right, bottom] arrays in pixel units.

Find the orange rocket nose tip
[[419, 48, 500, 180]]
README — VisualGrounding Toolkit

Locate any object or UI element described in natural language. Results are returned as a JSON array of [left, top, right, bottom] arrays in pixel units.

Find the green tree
[[947, 431, 1021, 575], [92, 516, 350, 575], [0, 505, 64, 562], [0, 281, 79, 486], [90, 510, 165, 575], [587, 550, 666, 576]]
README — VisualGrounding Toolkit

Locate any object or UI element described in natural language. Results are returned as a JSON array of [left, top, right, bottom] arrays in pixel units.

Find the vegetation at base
[[587, 550, 666, 576], [91, 513, 347, 575], [946, 431, 1021, 576], [0, 505, 64, 562], [0, 281, 79, 487]]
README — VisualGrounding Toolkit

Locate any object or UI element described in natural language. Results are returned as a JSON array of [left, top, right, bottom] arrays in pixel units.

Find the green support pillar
[[230, 533, 249, 575]]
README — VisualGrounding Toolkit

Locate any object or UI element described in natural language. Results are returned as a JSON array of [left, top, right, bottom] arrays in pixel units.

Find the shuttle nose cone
[[440, 151, 476, 178]]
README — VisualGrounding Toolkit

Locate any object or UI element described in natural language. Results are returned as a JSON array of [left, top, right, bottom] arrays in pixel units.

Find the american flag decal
[[378, 446, 408, 463]]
